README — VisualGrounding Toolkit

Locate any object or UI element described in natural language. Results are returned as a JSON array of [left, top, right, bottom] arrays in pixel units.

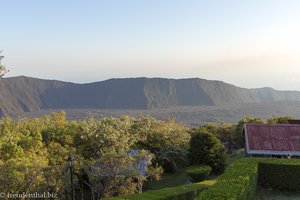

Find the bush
[[207, 142, 227, 174], [186, 165, 211, 182], [196, 158, 300, 200], [196, 158, 258, 200], [156, 146, 188, 173], [258, 162, 300, 191], [189, 129, 227, 174]]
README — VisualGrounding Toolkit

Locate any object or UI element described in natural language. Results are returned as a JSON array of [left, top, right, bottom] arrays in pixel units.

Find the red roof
[[244, 124, 300, 155]]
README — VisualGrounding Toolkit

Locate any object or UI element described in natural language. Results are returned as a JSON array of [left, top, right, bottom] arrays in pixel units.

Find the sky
[[1, 0, 300, 90]]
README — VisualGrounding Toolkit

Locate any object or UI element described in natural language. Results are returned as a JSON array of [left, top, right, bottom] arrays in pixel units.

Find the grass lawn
[[255, 187, 300, 200], [145, 170, 192, 190], [146, 150, 244, 191], [105, 180, 217, 200]]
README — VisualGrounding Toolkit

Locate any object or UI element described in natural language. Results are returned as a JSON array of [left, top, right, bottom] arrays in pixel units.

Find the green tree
[[266, 115, 294, 124], [156, 146, 188, 173], [0, 117, 48, 194], [0, 113, 173, 198], [0, 113, 82, 198], [75, 116, 139, 158], [218, 123, 236, 153], [189, 128, 227, 174], [87, 150, 162, 198], [133, 116, 190, 152], [41, 111, 74, 146], [200, 123, 221, 136], [234, 117, 264, 148]]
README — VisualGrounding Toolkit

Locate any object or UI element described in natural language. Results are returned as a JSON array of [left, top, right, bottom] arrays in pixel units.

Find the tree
[[0, 51, 9, 77], [266, 115, 294, 124], [87, 151, 162, 199], [234, 117, 264, 148], [156, 146, 188, 173], [189, 128, 227, 174], [0, 117, 48, 195], [133, 116, 190, 152], [74, 116, 140, 158]]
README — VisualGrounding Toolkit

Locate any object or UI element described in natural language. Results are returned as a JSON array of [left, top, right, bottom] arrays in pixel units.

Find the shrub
[[196, 158, 258, 200], [186, 165, 211, 182], [207, 142, 227, 174], [156, 146, 188, 173], [133, 117, 190, 152], [258, 162, 300, 191], [196, 158, 300, 200], [188, 129, 227, 174]]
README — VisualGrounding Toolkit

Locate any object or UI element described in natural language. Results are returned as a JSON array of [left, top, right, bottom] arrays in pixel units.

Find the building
[[90, 150, 152, 177], [244, 124, 300, 157]]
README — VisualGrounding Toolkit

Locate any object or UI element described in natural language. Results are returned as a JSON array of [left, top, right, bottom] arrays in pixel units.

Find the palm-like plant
[[0, 51, 9, 77]]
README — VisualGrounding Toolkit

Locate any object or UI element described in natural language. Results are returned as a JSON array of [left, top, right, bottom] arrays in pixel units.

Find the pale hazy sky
[[2, 0, 300, 90]]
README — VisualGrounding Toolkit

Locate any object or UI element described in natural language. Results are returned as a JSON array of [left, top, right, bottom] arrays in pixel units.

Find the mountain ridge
[[1, 76, 300, 116]]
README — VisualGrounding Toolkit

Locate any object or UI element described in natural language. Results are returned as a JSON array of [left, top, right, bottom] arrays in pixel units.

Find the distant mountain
[[1, 76, 300, 116]]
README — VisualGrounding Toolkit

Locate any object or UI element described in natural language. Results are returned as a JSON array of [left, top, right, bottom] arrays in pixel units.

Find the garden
[[0, 112, 298, 199], [105, 157, 300, 200]]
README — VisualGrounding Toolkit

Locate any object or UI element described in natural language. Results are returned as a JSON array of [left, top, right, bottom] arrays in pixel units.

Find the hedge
[[196, 158, 258, 200], [186, 165, 211, 182], [104, 180, 216, 200], [106, 158, 300, 200], [258, 162, 300, 191], [196, 158, 300, 200]]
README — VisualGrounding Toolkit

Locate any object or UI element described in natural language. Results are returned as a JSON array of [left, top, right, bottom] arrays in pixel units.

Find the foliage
[[88, 151, 138, 198], [258, 162, 300, 191], [82, 157, 300, 200], [146, 170, 192, 190], [0, 113, 192, 198], [0, 111, 296, 199], [0, 114, 79, 198], [189, 129, 227, 174], [156, 146, 188, 173], [195, 116, 296, 151], [186, 165, 211, 182], [255, 187, 300, 199], [234, 117, 264, 148], [197, 158, 258, 200], [104, 180, 216, 200], [266, 115, 294, 124], [226, 149, 245, 166], [133, 116, 190, 152], [88, 150, 163, 199], [74, 116, 139, 158], [196, 158, 300, 200]]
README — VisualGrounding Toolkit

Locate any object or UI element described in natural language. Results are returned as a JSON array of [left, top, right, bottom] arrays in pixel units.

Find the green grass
[[147, 150, 243, 191], [105, 180, 217, 200], [104, 152, 244, 199], [255, 187, 300, 200], [146, 170, 192, 190], [186, 165, 211, 182], [226, 149, 245, 166]]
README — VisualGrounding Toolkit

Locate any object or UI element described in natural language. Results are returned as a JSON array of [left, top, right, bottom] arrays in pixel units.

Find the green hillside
[[1, 76, 300, 116]]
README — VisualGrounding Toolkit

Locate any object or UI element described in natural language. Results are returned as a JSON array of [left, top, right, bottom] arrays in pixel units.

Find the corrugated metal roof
[[244, 124, 300, 156]]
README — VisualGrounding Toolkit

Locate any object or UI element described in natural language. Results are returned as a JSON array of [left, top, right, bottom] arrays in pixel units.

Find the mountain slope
[[1, 76, 300, 115]]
